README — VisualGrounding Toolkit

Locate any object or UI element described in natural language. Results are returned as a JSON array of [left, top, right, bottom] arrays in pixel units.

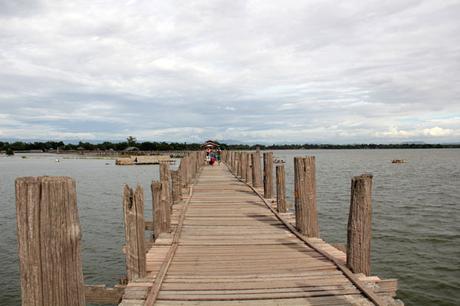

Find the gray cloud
[[0, 0, 459, 143]]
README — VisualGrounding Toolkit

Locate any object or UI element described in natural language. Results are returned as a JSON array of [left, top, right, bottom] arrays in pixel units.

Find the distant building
[[201, 140, 220, 150], [124, 146, 140, 152]]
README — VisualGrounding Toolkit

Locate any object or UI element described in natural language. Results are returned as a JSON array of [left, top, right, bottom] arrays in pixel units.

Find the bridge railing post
[[236, 152, 242, 178], [252, 151, 262, 188], [294, 156, 319, 237], [263, 152, 274, 198], [160, 161, 173, 211], [16, 176, 86, 306], [245, 152, 252, 184], [152, 180, 171, 239], [178, 156, 185, 187], [186, 153, 191, 185], [276, 164, 287, 213], [347, 174, 373, 276], [171, 170, 182, 203], [241, 152, 247, 181], [123, 184, 146, 281]]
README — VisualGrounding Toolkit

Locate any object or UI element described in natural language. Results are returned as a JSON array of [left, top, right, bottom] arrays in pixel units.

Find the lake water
[[0, 150, 459, 306]]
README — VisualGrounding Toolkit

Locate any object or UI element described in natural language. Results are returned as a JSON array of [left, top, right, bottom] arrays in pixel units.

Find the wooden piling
[[159, 161, 171, 182], [241, 152, 247, 181], [245, 152, 252, 184], [229, 151, 234, 171], [251, 152, 262, 188], [236, 152, 242, 177], [347, 174, 373, 276], [152, 180, 171, 239], [171, 170, 182, 203], [16, 176, 86, 306], [294, 156, 319, 237], [180, 156, 188, 187], [123, 185, 146, 281], [263, 152, 274, 198], [276, 164, 287, 213], [160, 161, 173, 212]]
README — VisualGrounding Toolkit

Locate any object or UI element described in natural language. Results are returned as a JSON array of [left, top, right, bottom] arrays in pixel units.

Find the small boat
[[392, 159, 406, 164]]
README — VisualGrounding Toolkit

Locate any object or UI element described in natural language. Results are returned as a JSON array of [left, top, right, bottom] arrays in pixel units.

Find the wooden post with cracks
[[347, 174, 373, 276], [16, 176, 86, 306], [294, 156, 319, 237], [252, 151, 262, 188], [245, 152, 252, 184], [171, 170, 182, 204], [263, 152, 274, 198], [123, 184, 146, 281], [151, 180, 171, 239], [276, 164, 287, 213]]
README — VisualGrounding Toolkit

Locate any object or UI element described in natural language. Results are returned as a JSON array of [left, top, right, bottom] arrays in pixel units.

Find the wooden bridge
[[15, 151, 403, 306]]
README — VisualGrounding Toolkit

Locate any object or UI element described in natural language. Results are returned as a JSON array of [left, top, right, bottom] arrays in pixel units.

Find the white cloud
[[423, 127, 453, 137]]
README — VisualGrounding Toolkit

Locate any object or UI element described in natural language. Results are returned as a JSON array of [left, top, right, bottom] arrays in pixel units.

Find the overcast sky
[[0, 0, 459, 143]]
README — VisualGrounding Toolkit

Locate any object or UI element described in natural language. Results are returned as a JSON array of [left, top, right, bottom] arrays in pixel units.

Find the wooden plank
[[154, 294, 373, 306], [85, 285, 124, 304]]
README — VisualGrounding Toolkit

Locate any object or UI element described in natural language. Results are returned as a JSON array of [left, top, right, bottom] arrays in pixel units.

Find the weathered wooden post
[[263, 152, 274, 198], [191, 152, 195, 179], [159, 161, 171, 182], [182, 155, 189, 187], [171, 170, 182, 203], [241, 152, 247, 180], [347, 174, 373, 276], [246, 152, 252, 184], [236, 152, 242, 177], [160, 162, 173, 212], [16, 176, 86, 306], [191, 152, 195, 176], [251, 152, 262, 188], [228, 151, 233, 169], [151, 180, 171, 238], [185, 154, 191, 185], [191, 152, 196, 178], [123, 184, 146, 281], [294, 156, 319, 237], [276, 164, 287, 213]]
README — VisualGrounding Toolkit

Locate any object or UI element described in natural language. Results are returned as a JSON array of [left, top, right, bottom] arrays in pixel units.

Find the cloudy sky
[[0, 0, 459, 143]]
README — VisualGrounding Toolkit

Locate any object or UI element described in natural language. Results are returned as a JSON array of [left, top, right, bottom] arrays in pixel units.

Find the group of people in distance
[[206, 147, 222, 166]]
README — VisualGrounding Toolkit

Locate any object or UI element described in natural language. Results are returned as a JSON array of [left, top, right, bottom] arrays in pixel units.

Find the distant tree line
[[245, 143, 460, 150], [0, 140, 203, 152], [0, 140, 458, 152]]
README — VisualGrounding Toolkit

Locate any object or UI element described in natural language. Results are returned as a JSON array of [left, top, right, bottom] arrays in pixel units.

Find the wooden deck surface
[[120, 164, 398, 306]]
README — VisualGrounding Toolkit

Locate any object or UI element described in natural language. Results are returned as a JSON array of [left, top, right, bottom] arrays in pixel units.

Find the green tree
[[127, 136, 137, 147]]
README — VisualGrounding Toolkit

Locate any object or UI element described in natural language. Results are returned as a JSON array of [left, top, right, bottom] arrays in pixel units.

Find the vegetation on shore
[[0, 138, 458, 153]]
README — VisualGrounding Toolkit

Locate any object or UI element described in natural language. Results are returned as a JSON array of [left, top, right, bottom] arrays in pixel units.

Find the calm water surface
[[0, 150, 459, 306]]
